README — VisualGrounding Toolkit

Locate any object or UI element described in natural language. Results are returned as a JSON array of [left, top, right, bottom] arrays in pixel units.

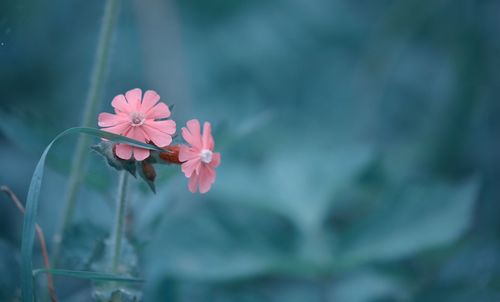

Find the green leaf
[[32, 268, 144, 283], [338, 180, 479, 267], [94, 288, 143, 302], [57, 222, 107, 270], [331, 270, 406, 302], [90, 237, 142, 302], [214, 145, 373, 232], [21, 127, 162, 302], [143, 201, 298, 281], [90, 237, 139, 276]]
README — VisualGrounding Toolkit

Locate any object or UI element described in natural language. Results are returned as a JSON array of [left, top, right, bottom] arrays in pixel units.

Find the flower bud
[[159, 145, 182, 164], [141, 161, 156, 183]]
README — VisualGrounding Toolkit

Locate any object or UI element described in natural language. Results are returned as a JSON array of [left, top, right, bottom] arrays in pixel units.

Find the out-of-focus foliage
[[1, 0, 500, 301]]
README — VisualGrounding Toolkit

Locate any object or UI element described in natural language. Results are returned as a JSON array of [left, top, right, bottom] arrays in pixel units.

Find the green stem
[[52, 0, 120, 267], [111, 171, 128, 273]]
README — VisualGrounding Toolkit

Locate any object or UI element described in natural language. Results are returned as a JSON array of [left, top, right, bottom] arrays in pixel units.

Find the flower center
[[200, 149, 213, 164], [130, 112, 145, 126]]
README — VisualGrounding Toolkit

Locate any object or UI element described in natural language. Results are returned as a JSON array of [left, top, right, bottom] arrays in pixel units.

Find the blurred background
[[1, 0, 500, 301]]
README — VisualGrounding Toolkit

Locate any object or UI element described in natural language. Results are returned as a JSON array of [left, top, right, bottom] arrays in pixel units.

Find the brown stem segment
[[0, 186, 58, 302], [159, 144, 182, 164]]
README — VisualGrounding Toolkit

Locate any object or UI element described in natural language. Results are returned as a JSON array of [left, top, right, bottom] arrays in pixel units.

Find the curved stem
[[52, 0, 120, 267], [111, 171, 129, 273], [1, 186, 58, 302]]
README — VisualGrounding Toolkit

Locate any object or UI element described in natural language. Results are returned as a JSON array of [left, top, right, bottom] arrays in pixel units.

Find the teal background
[[1, 0, 500, 301]]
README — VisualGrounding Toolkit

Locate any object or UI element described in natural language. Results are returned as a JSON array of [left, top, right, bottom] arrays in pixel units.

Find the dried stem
[[0, 186, 58, 302]]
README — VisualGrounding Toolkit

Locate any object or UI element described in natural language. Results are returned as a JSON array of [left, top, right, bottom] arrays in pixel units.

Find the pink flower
[[98, 88, 176, 161], [179, 119, 221, 193]]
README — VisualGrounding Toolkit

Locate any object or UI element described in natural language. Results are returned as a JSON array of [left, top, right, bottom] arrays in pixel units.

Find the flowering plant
[[96, 88, 221, 194], [15, 88, 222, 301]]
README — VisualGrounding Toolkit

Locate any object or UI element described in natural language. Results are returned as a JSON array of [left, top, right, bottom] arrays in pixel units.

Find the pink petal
[[125, 88, 142, 112], [182, 119, 202, 149], [101, 123, 131, 136], [198, 165, 216, 194], [179, 146, 200, 162], [133, 147, 150, 161], [210, 152, 221, 168], [146, 102, 170, 120], [129, 126, 147, 143], [144, 120, 176, 135], [142, 120, 175, 147], [141, 90, 160, 114], [115, 144, 133, 160], [181, 158, 201, 177], [137, 126, 151, 142], [111, 94, 130, 114], [202, 122, 214, 150], [98, 112, 127, 127], [188, 172, 199, 193]]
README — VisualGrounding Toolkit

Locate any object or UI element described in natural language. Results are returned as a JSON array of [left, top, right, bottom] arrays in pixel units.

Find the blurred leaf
[[0, 239, 20, 301], [178, 278, 327, 302], [406, 237, 500, 302], [413, 286, 500, 302], [331, 270, 406, 302], [94, 288, 142, 302], [338, 179, 479, 266], [91, 237, 142, 302], [437, 238, 500, 286], [214, 145, 373, 232], [91, 238, 139, 277], [144, 201, 298, 281], [147, 273, 402, 302], [58, 222, 107, 270]]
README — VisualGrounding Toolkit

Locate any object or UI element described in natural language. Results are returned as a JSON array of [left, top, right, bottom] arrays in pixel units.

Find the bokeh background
[[1, 0, 500, 301]]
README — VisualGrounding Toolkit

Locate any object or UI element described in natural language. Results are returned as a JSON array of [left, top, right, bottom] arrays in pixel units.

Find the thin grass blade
[[21, 127, 161, 301], [33, 268, 144, 283]]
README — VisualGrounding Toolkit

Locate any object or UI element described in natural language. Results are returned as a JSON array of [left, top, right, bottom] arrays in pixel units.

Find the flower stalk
[[110, 171, 129, 273]]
